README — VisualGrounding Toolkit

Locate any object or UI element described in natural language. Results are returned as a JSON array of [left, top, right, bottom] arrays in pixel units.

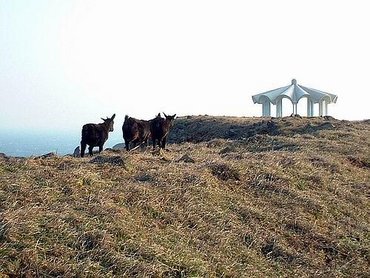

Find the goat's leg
[[152, 138, 156, 150], [124, 139, 130, 151], [161, 136, 167, 149], [99, 145, 103, 153], [132, 139, 139, 148], [141, 137, 148, 150], [80, 141, 86, 158], [88, 146, 94, 156]]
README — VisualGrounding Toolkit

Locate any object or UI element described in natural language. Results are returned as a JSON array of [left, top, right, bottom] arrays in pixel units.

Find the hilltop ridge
[[168, 115, 364, 142], [0, 116, 369, 277]]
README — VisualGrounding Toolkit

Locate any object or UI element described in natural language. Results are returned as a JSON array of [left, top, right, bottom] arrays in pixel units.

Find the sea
[[0, 130, 124, 157]]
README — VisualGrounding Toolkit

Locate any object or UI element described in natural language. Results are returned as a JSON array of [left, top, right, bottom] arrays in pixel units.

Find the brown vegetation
[[0, 116, 369, 277]]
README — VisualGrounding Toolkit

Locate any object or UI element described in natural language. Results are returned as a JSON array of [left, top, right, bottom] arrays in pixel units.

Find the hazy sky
[[1, 0, 369, 132]]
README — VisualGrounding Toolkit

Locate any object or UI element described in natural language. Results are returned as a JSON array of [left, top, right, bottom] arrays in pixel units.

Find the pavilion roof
[[252, 79, 337, 105]]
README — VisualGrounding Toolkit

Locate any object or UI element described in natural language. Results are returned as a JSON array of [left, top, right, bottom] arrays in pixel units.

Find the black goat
[[80, 114, 115, 157], [150, 113, 176, 149], [122, 114, 161, 151], [122, 116, 150, 151]]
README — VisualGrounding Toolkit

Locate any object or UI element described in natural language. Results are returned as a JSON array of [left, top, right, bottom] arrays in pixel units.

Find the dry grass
[[0, 116, 369, 277]]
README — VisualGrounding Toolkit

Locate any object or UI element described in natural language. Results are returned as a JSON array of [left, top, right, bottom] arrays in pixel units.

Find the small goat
[[122, 115, 153, 151], [80, 114, 115, 157], [150, 113, 176, 149]]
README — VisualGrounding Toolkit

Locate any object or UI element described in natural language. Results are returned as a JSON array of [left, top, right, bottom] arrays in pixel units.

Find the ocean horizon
[[0, 130, 124, 157]]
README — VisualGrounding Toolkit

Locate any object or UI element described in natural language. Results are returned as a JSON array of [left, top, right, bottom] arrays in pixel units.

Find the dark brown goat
[[80, 114, 115, 157], [150, 113, 176, 149], [122, 115, 154, 151]]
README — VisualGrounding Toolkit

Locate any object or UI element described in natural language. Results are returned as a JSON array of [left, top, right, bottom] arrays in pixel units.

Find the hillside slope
[[0, 116, 369, 277]]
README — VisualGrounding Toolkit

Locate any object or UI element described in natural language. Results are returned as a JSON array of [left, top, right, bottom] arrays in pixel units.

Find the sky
[[1, 0, 370, 133]]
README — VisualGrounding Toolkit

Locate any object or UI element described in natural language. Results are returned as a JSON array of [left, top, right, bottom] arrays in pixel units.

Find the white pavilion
[[252, 79, 337, 117]]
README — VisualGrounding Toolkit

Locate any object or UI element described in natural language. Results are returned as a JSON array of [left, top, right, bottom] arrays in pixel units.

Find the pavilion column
[[311, 101, 314, 116], [307, 99, 314, 117], [276, 98, 282, 117], [262, 101, 271, 117], [325, 100, 328, 116], [319, 100, 324, 116], [293, 103, 298, 115]]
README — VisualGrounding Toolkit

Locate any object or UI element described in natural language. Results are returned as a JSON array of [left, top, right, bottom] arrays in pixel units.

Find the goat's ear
[[101, 118, 106, 121], [173, 114, 176, 118], [111, 114, 116, 120], [163, 112, 167, 118]]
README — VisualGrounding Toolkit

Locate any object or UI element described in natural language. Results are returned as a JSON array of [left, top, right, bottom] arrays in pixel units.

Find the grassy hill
[[0, 116, 369, 277]]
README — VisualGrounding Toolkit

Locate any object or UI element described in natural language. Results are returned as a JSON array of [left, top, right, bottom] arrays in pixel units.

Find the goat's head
[[163, 112, 176, 127], [101, 114, 116, 132]]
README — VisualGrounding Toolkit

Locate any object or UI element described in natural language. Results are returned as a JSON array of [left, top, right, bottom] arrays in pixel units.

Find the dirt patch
[[209, 163, 240, 181], [89, 155, 125, 166], [249, 173, 291, 196], [347, 156, 370, 168], [244, 135, 300, 152], [177, 154, 195, 163], [135, 173, 156, 183], [261, 240, 299, 264], [309, 156, 339, 173]]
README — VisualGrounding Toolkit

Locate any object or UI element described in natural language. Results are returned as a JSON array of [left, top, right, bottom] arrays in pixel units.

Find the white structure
[[252, 79, 337, 117]]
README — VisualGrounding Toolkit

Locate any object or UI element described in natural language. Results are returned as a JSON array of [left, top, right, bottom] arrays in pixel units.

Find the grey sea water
[[0, 130, 123, 157]]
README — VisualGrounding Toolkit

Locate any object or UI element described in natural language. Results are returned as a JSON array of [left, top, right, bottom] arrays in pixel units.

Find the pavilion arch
[[252, 79, 337, 117], [296, 95, 311, 117], [274, 95, 294, 117]]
